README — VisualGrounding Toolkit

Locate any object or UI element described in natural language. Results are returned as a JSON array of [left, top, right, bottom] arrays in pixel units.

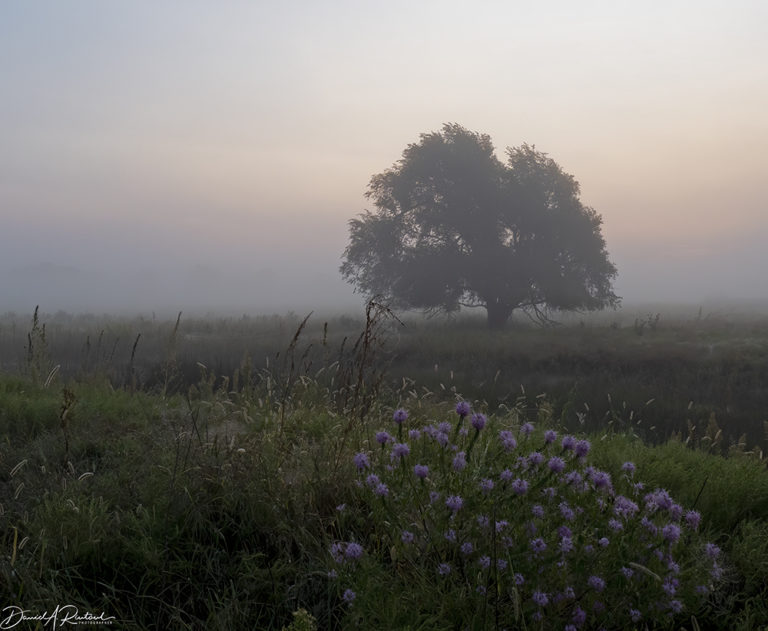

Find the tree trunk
[[485, 302, 512, 330]]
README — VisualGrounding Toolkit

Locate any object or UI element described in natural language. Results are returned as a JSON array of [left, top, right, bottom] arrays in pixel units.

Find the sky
[[1, 1, 767, 315]]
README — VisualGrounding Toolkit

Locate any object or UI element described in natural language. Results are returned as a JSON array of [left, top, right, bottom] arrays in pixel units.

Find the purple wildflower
[[375, 431, 392, 445], [544, 429, 557, 444], [530, 537, 547, 554], [374, 482, 389, 497], [437, 562, 451, 576], [471, 413, 487, 431], [614, 495, 639, 518], [445, 495, 463, 513], [662, 523, 682, 544], [444, 529, 457, 542], [520, 422, 535, 436], [495, 519, 509, 532], [365, 473, 380, 487], [621, 461, 636, 475], [532, 504, 545, 518], [641, 515, 658, 535], [669, 600, 683, 614], [390, 442, 410, 460], [437, 421, 451, 434], [662, 577, 679, 596], [477, 514, 490, 528], [598, 537, 610, 547], [558, 525, 572, 538], [342, 588, 356, 604], [574, 439, 591, 458], [330, 542, 344, 563], [564, 470, 583, 486], [414, 463, 429, 479], [588, 575, 606, 592], [592, 470, 612, 490], [685, 510, 702, 530], [629, 608, 641, 623], [514, 573, 525, 586], [572, 606, 586, 626], [645, 488, 674, 512], [408, 428, 421, 440], [353, 452, 370, 471], [393, 408, 408, 424], [500, 468, 513, 482], [499, 430, 517, 451], [461, 541, 473, 555], [511, 478, 529, 495], [560, 537, 574, 553], [497, 558, 508, 571], [479, 555, 491, 569], [436, 432, 449, 447], [532, 591, 549, 607], [559, 501, 576, 521], [528, 451, 545, 466], [561, 435, 576, 451], [401, 530, 414, 544], [548, 456, 566, 473], [608, 518, 623, 532], [456, 401, 471, 417], [452, 451, 467, 471], [704, 543, 721, 559], [345, 542, 363, 560], [429, 490, 441, 504], [479, 478, 494, 494]]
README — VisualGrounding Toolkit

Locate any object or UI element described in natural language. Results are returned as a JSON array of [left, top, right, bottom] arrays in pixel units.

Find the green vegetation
[[0, 306, 767, 629]]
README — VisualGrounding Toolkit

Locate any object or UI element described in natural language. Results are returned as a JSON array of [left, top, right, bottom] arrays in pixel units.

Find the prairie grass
[[0, 307, 766, 628]]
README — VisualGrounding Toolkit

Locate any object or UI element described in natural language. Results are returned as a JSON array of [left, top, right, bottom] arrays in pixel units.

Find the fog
[[2, 2, 767, 317]]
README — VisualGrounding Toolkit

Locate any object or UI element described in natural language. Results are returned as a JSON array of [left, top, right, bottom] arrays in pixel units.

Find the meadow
[[0, 304, 767, 629]]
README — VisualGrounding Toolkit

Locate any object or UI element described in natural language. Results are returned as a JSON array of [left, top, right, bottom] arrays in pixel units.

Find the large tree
[[341, 124, 619, 328]]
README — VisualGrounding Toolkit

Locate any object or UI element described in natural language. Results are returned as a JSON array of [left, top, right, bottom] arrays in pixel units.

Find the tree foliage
[[341, 124, 619, 328]]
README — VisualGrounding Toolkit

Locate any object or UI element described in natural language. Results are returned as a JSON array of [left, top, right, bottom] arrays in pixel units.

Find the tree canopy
[[340, 124, 619, 328]]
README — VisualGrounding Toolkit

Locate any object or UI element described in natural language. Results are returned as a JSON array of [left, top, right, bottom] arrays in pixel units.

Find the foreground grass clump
[[331, 406, 722, 629], [0, 379, 350, 629]]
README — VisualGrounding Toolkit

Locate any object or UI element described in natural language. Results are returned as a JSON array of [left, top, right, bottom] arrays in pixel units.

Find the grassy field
[[0, 305, 767, 629]]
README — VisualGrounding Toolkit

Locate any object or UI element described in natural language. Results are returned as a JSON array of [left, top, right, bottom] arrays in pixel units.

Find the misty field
[[1, 306, 767, 629]]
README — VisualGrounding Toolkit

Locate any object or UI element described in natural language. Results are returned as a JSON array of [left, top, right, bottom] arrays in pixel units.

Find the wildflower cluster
[[330, 404, 722, 627]]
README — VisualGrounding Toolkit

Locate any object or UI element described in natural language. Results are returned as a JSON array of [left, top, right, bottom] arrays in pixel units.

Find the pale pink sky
[[1, 1, 766, 313]]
